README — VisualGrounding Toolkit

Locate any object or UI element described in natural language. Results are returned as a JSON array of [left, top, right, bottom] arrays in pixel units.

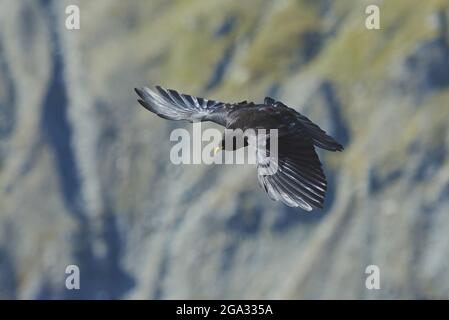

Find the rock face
[[0, 0, 449, 299]]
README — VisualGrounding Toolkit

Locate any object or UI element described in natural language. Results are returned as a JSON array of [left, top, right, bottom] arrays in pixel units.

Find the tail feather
[[297, 114, 344, 152]]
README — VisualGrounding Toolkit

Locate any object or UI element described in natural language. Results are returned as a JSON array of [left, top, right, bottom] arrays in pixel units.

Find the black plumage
[[135, 85, 343, 211]]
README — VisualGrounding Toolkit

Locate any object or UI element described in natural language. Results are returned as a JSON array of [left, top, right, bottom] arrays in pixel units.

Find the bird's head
[[213, 145, 222, 156]]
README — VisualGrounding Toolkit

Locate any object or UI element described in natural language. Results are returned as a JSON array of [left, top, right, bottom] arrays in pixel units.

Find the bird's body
[[135, 86, 343, 211]]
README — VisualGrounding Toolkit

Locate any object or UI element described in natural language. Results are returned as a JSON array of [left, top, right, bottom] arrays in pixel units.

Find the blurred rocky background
[[0, 0, 449, 299]]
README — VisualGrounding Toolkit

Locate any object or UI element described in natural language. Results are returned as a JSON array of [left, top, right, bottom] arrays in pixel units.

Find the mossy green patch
[[245, 1, 322, 81]]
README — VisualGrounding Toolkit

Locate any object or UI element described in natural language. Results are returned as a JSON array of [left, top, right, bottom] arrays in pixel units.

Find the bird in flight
[[134, 86, 343, 211]]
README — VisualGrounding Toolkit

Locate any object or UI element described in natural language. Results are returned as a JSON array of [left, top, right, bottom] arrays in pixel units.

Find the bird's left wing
[[256, 131, 327, 211], [135, 86, 228, 125]]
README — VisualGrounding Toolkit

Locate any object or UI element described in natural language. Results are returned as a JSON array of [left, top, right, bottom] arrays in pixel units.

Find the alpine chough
[[134, 86, 343, 211]]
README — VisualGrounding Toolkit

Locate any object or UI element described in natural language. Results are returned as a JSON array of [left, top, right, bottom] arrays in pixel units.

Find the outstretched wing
[[264, 97, 343, 152], [135, 86, 228, 125], [256, 131, 327, 211]]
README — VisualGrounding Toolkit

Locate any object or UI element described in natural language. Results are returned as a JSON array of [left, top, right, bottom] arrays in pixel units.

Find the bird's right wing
[[256, 131, 327, 211], [135, 86, 227, 125]]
